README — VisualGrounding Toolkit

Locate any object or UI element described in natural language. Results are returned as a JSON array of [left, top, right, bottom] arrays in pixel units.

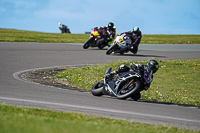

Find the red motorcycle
[[83, 27, 108, 49]]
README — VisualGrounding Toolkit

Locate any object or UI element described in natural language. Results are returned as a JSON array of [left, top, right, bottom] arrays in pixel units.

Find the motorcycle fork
[[129, 79, 135, 84], [124, 79, 135, 89], [91, 38, 97, 47]]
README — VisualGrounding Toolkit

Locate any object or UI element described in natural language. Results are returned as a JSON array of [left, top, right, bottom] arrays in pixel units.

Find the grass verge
[[54, 59, 200, 106], [0, 28, 200, 44], [0, 104, 198, 133], [0, 28, 89, 43]]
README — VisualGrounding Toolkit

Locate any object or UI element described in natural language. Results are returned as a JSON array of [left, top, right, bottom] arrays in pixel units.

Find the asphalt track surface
[[0, 42, 200, 130]]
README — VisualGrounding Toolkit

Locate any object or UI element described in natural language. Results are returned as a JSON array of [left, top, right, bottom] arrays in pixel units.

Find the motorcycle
[[91, 67, 153, 100], [83, 27, 109, 49], [106, 34, 133, 55]]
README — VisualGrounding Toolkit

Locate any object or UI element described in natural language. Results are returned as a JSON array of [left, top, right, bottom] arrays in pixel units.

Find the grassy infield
[[55, 59, 200, 106], [0, 28, 200, 133]]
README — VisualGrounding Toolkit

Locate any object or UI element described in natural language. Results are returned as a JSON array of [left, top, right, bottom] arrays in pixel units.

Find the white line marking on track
[[0, 96, 200, 123]]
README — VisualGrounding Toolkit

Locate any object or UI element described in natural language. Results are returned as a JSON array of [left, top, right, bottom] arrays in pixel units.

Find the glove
[[104, 73, 111, 78], [130, 63, 138, 71], [104, 74, 112, 83], [104, 71, 116, 79]]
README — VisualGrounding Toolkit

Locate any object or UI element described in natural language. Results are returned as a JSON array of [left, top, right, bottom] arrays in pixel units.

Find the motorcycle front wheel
[[117, 80, 141, 99], [83, 37, 94, 49], [91, 80, 104, 96], [106, 44, 118, 55], [130, 92, 141, 101], [97, 38, 106, 49]]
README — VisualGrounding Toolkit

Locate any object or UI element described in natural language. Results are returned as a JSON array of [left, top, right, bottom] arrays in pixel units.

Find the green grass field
[[0, 28, 200, 44], [54, 59, 200, 106], [0, 104, 198, 133], [0, 28, 89, 43]]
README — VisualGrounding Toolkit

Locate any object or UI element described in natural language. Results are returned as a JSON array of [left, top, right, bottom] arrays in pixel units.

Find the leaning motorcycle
[[106, 34, 133, 55], [91, 67, 153, 100], [83, 28, 108, 49]]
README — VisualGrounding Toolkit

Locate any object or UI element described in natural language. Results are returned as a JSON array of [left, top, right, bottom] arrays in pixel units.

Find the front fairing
[[114, 35, 132, 49], [105, 71, 141, 95], [115, 71, 141, 93], [88, 30, 101, 46], [118, 42, 127, 49], [91, 30, 101, 38], [104, 81, 116, 96], [115, 36, 127, 48]]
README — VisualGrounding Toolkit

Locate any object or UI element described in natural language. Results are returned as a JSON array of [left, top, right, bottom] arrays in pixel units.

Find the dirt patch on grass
[[20, 67, 89, 92]]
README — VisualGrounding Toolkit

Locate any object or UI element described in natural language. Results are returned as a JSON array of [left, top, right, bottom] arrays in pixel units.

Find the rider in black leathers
[[120, 27, 142, 54], [106, 60, 159, 100], [58, 22, 71, 33]]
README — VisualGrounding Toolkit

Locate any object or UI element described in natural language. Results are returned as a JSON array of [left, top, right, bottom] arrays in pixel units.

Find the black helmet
[[108, 22, 114, 29], [147, 60, 159, 74], [133, 26, 139, 34]]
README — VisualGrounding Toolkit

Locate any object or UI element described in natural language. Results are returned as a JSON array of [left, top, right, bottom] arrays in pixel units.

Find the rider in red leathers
[[94, 22, 116, 46]]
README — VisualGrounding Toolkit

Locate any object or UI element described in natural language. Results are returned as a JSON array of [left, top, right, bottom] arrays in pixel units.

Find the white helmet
[[133, 27, 139, 34]]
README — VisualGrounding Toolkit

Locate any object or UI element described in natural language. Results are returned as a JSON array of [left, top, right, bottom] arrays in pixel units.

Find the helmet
[[147, 60, 159, 74], [133, 26, 139, 34], [107, 22, 114, 29]]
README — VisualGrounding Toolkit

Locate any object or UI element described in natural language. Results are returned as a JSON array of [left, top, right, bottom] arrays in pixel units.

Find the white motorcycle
[[106, 34, 133, 55]]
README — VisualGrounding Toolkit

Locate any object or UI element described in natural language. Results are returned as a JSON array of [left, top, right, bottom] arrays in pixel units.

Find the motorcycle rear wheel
[[91, 80, 104, 96], [83, 38, 94, 49], [117, 80, 141, 99]]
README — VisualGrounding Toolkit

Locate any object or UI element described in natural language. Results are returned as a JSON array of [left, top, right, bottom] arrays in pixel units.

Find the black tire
[[83, 38, 94, 49], [106, 44, 118, 55], [91, 80, 104, 96], [117, 80, 141, 99], [130, 92, 141, 101], [97, 38, 106, 49]]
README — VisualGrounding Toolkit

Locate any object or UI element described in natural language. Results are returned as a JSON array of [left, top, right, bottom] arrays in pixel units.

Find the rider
[[106, 60, 159, 100], [58, 22, 71, 33], [94, 22, 116, 46], [106, 22, 116, 46], [120, 26, 142, 54]]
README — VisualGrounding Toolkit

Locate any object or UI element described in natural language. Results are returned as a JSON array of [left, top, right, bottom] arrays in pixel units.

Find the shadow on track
[[86, 48, 166, 58], [87, 48, 107, 50], [137, 99, 199, 108], [110, 53, 166, 58], [103, 96, 199, 108]]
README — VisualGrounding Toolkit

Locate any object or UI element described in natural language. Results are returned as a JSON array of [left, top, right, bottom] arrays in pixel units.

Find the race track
[[0, 42, 200, 130]]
